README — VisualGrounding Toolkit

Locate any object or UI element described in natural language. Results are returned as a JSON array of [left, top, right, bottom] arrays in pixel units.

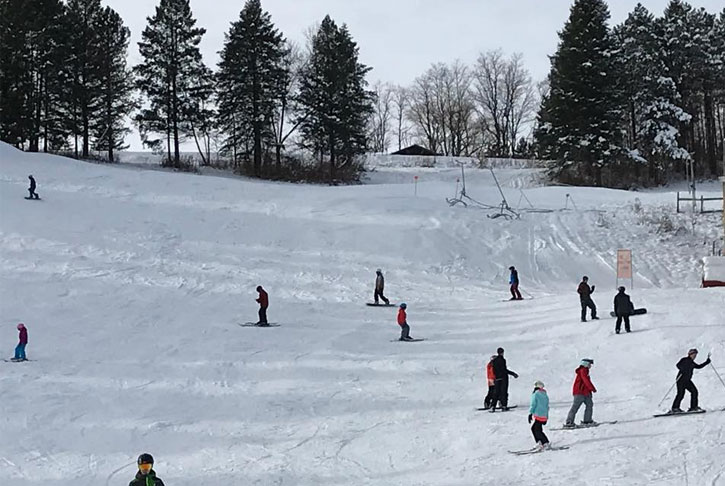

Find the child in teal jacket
[[528, 381, 550, 449]]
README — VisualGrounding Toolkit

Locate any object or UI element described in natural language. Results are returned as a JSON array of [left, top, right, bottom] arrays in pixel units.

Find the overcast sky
[[101, 0, 722, 151]]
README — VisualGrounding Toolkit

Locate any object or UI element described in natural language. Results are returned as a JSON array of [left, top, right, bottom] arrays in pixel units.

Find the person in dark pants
[[577, 276, 598, 322], [490, 347, 519, 411], [613, 286, 633, 334], [397, 303, 413, 341], [13, 323, 28, 361], [509, 266, 522, 300], [671, 349, 711, 413], [28, 175, 39, 199], [130, 453, 165, 486], [374, 269, 390, 305], [483, 355, 497, 409], [528, 380, 550, 451], [256, 285, 269, 326]]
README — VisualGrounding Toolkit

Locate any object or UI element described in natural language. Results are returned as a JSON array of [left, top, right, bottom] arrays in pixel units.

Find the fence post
[[676, 192, 680, 213], [700, 196, 704, 214]]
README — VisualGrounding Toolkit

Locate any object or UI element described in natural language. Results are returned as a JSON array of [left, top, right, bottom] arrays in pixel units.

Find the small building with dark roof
[[391, 144, 438, 157]]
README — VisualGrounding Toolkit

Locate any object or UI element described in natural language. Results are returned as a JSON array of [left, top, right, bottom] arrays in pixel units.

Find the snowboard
[[476, 405, 518, 412], [3, 358, 30, 362], [610, 308, 647, 317], [366, 303, 396, 307], [390, 338, 426, 342], [653, 409, 706, 418], [239, 322, 280, 328], [508, 445, 570, 455], [24, 196, 41, 200]]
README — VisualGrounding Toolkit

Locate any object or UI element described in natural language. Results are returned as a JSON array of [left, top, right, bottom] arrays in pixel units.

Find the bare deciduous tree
[[391, 85, 410, 151], [369, 81, 393, 153]]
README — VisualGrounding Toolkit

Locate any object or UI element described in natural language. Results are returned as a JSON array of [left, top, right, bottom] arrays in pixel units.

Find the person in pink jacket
[[13, 323, 28, 361]]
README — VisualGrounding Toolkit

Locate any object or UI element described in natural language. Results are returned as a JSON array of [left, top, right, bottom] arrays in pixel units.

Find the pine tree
[[135, 0, 209, 166], [297, 16, 374, 182], [92, 6, 134, 162], [535, 0, 622, 186], [217, 0, 287, 176], [614, 3, 690, 183]]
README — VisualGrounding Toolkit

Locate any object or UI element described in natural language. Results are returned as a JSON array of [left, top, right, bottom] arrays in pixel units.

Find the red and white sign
[[617, 250, 632, 279]]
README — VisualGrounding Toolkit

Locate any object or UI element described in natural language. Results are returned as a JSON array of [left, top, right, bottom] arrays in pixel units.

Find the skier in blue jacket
[[528, 380, 550, 450], [509, 266, 522, 300]]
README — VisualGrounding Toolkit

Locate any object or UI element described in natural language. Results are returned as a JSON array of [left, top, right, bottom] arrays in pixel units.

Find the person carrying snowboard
[[613, 286, 633, 334], [490, 347, 519, 411], [397, 303, 414, 341], [374, 269, 390, 305], [509, 266, 522, 300], [12, 323, 28, 362], [564, 358, 596, 427], [28, 175, 39, 199], [483, 355, 497, 409], [670, 349, 711, 413], [577, 276, 598, 322], [528, 380, 550, 450], [129, 453, 165, 486], [256, 286, 269, 326]]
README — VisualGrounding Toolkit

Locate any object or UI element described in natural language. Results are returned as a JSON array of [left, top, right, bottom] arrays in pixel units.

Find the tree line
[[536, 0, 725, 187], [0, 0, 373, 182], [1, 0, 722, 187]]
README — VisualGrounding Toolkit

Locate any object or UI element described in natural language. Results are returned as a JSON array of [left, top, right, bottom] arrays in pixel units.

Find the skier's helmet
[[580, 358, 594, 367], [508, 266, 515, 270], [399, 303, 407, 309], [490, 355, 497, 361], [376, 268, 382, 274], [497, 347, 504, 355], [137, 453, 154, 465], [17, 323, 24, 330], [688, 348, 698, 356], [618, 286, 625, 292], [534, 380, 545, 389], [256, 285, 262, 292], [582, 276, 589, 281]]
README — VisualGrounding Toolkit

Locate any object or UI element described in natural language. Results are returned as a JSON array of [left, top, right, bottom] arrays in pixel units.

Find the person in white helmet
[[528, 380, 550, 450]]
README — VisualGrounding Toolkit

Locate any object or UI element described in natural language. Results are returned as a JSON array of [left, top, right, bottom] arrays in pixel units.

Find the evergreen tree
[[614, 3, 690, 183], [217, 0, 287, 176], [135, 0, 209, 166], [0, 0, 66, 151], [297, 16, 373, 181], [535, 0, 622, 186], [92, 6, 134, 162]]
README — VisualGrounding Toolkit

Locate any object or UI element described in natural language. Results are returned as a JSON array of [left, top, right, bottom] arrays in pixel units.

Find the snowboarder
[[12, 323, 28, 362], [374, 269, 390, 305], [397, 303, 413, 341], [28, 175, 39, 199], [670, 349, 711, 413], [564, 358, 596, 427], [483, 355, 497, 409], [490, 347, 519, 411], [528, 380, 550, 450], [256, 286, 269, 326], [509, 266, 522, 300], [577, 276, 598, 322], [613, 286, 633, 334], [130, 453, 165, 486]]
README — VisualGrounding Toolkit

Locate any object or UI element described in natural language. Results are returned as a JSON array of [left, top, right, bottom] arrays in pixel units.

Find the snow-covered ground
[[0, 143, 723, 485]]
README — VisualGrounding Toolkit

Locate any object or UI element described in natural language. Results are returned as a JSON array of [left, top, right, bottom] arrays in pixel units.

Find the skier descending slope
[[564, 358, 597, 427], [670, 349, 711, 413], [528, 381, 550, 451], [256, 286, 269, 326], [11, 323, 28, 362], [27, 175, 39, 199], [397, 303, 414, 341], [508, 266, 522, 300], [129, 453, 165, 486], [490, 347, 519, 411], [577, 276, 598, 322], [374, 269, 390, 305]]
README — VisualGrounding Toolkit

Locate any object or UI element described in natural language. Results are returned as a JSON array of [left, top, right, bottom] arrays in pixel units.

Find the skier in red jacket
[[483, 355, 497, 409], [564, 358, 596, 427], [397, 303, 413, 341], [256, 286, 269, 326]]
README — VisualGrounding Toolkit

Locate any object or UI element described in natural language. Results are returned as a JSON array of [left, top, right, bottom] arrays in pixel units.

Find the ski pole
[[710, 363, 725, 391], [657, 374, 681, 407]]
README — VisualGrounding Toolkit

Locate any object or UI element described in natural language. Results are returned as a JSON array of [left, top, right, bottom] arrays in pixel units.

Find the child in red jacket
[[397, 303, 413, 341], [483, 355, 497, 409], [12, 323, 28, 362], [564, 358, 597, 427]]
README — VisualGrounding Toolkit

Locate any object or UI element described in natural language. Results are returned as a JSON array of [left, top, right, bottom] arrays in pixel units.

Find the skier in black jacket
[[671, 349, 711, 413], [28, 175, 39, 199], [613, 286, 633, 334], [490, 347, 519, 411], [130, 453, 165, 486]]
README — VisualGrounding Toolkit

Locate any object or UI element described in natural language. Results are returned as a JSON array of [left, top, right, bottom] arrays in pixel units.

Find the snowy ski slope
[[0, 142, 724, 485]]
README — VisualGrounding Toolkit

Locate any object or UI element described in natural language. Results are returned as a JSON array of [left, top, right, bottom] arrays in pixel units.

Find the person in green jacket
[[129, 453, 165, 486]]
